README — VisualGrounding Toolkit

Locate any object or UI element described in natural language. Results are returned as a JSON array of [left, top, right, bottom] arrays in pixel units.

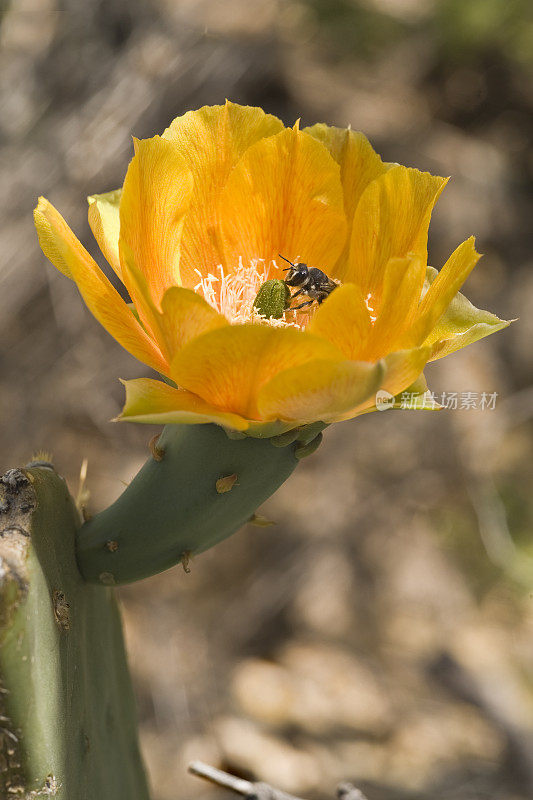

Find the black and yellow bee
[[278, 254, 340, 310]]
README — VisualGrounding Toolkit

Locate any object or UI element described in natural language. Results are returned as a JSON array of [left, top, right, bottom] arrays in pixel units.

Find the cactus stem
[[0, 465, 149, 799]]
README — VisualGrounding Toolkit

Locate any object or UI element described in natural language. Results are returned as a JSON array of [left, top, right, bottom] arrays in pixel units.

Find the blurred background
[[1, 0, 532, 798]]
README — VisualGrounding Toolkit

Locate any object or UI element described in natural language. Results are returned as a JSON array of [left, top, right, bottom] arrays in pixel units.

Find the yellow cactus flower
[[34, 101, 510, 437]]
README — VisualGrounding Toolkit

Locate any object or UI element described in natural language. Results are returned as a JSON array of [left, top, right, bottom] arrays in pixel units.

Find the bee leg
[[290, 287, 305, 299], [292, 299, 315, 311]]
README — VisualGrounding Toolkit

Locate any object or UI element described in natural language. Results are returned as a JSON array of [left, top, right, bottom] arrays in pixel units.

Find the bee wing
[[325, 276, 340, 290]]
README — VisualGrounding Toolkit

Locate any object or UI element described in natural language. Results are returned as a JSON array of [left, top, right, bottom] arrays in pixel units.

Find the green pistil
[[253, 279, 290, 319]]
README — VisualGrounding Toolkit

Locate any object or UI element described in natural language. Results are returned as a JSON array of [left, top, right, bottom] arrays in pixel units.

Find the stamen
[[194, 259, 304, 329], [365, 292, 378, 323]]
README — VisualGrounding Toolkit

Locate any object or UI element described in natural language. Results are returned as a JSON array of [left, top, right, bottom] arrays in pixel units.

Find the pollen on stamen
[[193, 259, 304, 329]]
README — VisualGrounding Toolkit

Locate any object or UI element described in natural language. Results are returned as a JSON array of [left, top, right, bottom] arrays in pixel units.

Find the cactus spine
[[0, 465, 149, 799]]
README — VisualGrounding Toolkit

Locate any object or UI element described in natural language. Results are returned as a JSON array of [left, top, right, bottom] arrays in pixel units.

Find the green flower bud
[[253, 279, 290, 320]]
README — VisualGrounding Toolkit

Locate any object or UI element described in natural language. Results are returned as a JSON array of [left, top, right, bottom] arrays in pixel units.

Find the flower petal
[[305, 124, 388, 274], [159, 286, 229, 360], [362, 255, 424, 360], [34, 198, 167, 373], [375, 375, 442, 412], [119, 377, 249, 429], [408, 237, 481, 345], [335, 345, 432, 420], [347, 165, 448, 295], [308, 283, 372, 359], [430, 318, 511, 361], [218, 126, 347, 277], [419, 266, 512, 361], [117, 252, 231, 363], [380, 346, 433, 397], [88, 189, 122, 278], [163, 101, 284, 286], [257, 358, 385, 423], [119, 250, 168, 354], [170, 324, 344, 420], [34, 197, 74, 279], [119, 135, 193, 304]]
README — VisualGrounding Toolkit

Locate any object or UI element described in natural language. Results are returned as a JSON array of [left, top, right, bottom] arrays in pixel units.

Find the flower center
[[194, 259, 306, 329]]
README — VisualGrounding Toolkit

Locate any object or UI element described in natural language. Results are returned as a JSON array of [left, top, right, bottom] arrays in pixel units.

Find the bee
[[278, 254, 340, 310]]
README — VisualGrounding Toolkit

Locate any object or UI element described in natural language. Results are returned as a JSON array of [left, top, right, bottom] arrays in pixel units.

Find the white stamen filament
[[365, 292, 378, 323], [193, 259, 303, 329]]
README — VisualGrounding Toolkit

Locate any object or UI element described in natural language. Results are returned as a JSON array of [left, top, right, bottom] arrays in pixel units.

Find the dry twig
[[188, 761, 368, 800]]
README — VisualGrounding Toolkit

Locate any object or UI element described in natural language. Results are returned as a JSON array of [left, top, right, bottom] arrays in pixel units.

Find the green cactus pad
[[0, 466, 149, 799], [76, 423, 300, 585]]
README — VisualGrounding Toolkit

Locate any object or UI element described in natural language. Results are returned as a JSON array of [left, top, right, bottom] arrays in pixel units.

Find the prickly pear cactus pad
[[76, 422, 320, 585], [0, 465, 149, 800]]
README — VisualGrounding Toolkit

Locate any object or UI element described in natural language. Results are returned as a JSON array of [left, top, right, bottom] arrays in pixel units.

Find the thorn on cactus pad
[[52, 589, 70, 631], [27, 450, 54, 470], [99, 571, 116, 585], [76, 457, 90, 516], [148, 434, 165, 461], [181, 551, 192, 573], [105, 540, 119, 552], [216, 473, 238, 493], [248, 512, 276, 527], [43, 774, 61, 795]]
